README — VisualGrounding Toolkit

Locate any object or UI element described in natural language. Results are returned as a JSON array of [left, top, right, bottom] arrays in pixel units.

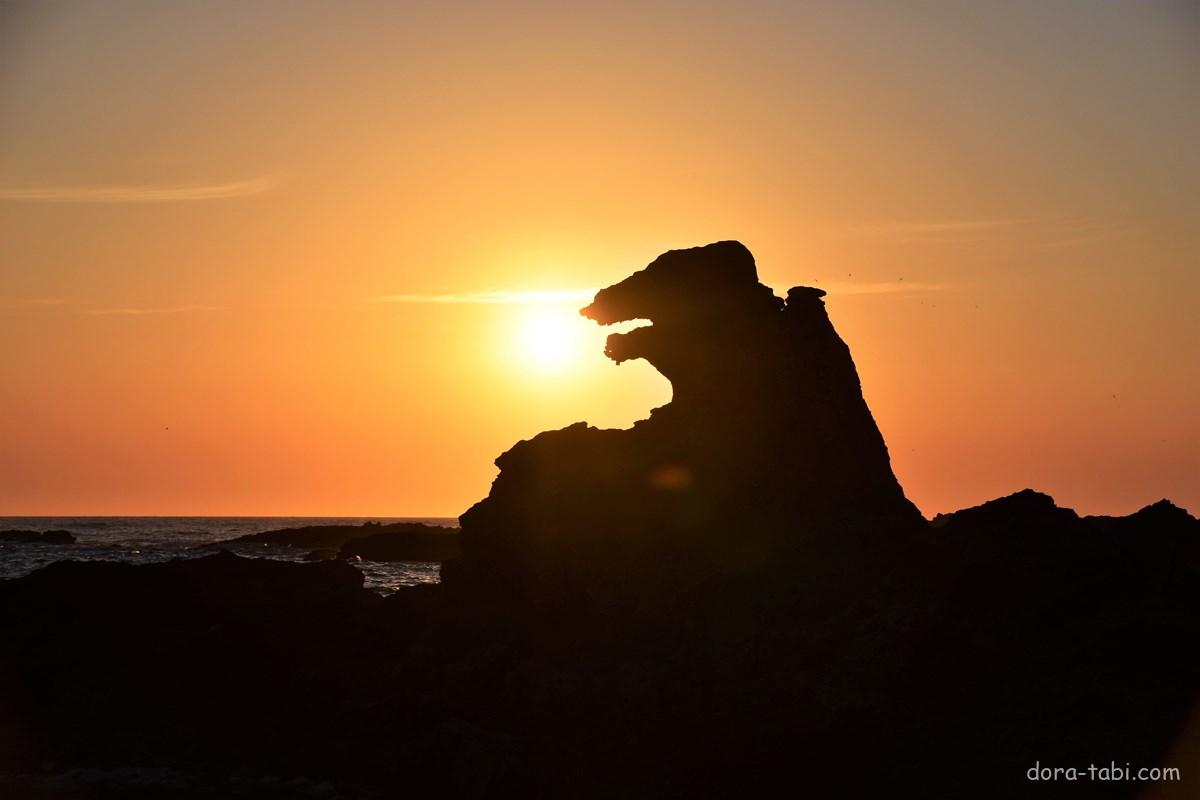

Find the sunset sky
[[1, 0, 1196, 517]]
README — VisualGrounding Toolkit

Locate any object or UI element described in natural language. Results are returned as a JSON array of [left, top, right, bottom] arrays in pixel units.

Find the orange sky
[[1, 1, 1197, 517]]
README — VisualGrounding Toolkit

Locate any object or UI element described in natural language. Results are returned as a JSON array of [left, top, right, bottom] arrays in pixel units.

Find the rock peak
[[787, 285, 827, 302]]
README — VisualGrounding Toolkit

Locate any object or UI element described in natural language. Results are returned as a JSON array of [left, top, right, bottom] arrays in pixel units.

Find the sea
[[0, 517, 456, 594]]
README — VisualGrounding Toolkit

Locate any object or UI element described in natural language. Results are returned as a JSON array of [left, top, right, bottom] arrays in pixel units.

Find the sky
[[1, 0, 1196, 517]]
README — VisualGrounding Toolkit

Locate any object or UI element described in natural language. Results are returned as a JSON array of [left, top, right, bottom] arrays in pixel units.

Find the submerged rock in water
[[302, 547, 339, 561], [0, 529, 76, 544]]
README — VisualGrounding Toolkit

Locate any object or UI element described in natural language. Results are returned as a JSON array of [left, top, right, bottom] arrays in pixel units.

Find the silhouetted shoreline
[[0, 518, 454, 593]]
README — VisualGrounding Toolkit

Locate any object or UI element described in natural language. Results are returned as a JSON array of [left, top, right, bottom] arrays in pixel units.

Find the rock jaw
[[449, 241, 923, 599]]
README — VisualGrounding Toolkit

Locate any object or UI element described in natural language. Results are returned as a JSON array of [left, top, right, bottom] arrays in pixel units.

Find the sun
[[513, 306, 585, 373]]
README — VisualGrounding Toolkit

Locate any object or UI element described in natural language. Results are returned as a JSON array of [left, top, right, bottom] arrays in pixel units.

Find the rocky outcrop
[[931, 488, 1080, 530], [0, 529, 76, 544], [223, 520, 457, 561], [448, 241, 922, 602]]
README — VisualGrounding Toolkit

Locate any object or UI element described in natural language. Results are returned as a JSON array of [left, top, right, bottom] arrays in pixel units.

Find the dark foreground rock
[[0, 529, 75, 545], [1, 242, 1197, 799]]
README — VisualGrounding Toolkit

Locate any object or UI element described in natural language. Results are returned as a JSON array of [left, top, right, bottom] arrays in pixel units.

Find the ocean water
[[0, 517, 456, 594]]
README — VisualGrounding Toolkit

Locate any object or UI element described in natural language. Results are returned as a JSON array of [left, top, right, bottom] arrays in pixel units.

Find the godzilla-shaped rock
[[447, 241, 923, 601]]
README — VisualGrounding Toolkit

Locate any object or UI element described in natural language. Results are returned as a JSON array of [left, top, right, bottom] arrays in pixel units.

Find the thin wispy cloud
[[0, 297, 78, 306], [854, 220, 1023, 234], [89, 305, 226, 316], [1034, 221, 1122, 249], [1037, 232, 1113, 248], [373, 288, 598, 305], [0, 176, 275, 203], [846, 219, 1025, 243]]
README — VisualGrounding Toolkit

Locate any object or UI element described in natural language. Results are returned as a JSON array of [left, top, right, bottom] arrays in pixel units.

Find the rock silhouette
[[1, 241, 1197, 799]]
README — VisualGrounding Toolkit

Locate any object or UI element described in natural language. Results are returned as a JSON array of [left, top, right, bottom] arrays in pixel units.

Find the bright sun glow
[[514, 307, 585, 373]]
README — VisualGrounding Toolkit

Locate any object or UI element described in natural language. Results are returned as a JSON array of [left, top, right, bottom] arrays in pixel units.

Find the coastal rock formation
[[1, 241, 1197, 799], [448, 241, 922, 601]]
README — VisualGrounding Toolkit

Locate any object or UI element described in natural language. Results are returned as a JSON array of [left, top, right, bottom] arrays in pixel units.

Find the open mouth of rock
[[580, 306, 654, 365]]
